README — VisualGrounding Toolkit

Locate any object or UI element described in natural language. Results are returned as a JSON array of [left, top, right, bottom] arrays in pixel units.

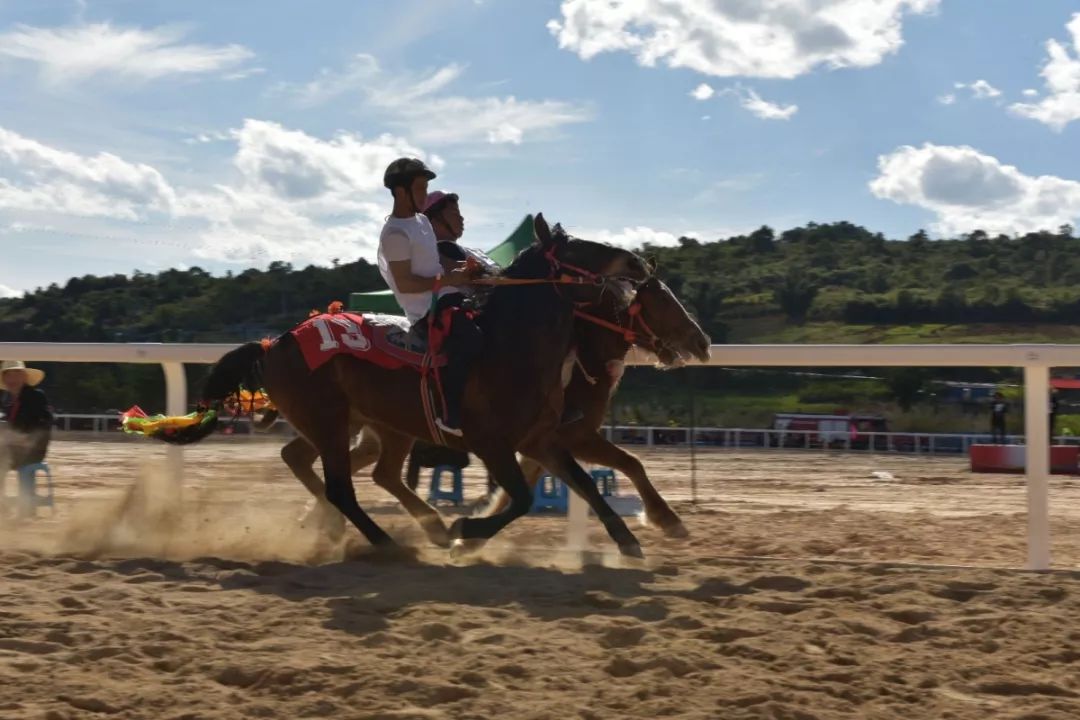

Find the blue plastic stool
[[531, 474, 569, 514], [15, 462, 54, 518], [590, 468, 618, 496], [428, 465, 465, 506]]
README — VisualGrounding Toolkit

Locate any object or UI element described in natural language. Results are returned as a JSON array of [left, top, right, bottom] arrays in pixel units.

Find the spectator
[[1, 360, 53, 471], [990, 391, 1007, 445]]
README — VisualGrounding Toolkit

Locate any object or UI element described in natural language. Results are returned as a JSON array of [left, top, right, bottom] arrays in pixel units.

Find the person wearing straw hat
[[1, 360, 53, 471]]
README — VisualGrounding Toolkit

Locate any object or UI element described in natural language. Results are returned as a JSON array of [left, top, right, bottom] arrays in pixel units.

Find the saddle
[[363, 314, 450, 369], [291, 311, 447, 373], [289, 308, 458, 444]]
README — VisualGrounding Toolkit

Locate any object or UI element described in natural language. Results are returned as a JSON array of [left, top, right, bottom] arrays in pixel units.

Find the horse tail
[[160, 341, 269, 445], [202, 341, 269, 405]]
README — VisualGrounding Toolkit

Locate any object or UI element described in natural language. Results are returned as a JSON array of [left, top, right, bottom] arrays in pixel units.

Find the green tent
[[483, 213, 535, 269], [348, 214, 535, 313]]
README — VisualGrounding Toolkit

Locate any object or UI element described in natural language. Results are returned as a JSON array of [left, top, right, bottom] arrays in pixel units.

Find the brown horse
[[271, 274, 710, 542], [195, 215, 653, 556], [482, 276, 711, 534]]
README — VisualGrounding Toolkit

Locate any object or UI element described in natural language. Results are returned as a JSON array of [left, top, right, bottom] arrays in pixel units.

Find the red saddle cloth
[[291, 312, 447, 372]]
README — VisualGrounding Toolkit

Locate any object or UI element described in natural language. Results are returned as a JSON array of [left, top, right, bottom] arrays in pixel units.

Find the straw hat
[[0, 360, 45, 386]]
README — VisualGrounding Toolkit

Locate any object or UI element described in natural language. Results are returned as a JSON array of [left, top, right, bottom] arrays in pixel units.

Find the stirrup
[[435, 418, 464, 437]]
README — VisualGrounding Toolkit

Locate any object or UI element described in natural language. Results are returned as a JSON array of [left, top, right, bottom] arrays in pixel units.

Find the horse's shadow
[[28, 542, 755, 640], [204, 549, 669, 637]]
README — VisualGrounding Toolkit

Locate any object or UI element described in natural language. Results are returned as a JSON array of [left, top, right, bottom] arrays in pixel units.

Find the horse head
[[529, 213, 651, 309], [631, 274, 712, 367]]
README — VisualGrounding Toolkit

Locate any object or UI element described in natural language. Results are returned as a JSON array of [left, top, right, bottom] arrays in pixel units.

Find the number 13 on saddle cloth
[[290, 311, 449, 373]]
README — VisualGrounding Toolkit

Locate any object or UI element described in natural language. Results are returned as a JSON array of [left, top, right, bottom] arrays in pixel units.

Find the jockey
[[422, 190, 582, 427], [422, 190, 499, 283], [377, 158, 478, 437]]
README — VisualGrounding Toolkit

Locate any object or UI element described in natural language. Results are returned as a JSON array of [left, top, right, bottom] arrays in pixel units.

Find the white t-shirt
[[377, 214, 455, 325]]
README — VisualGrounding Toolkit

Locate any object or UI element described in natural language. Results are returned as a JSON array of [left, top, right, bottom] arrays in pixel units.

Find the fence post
[[162, 362, 186, 486], [1023, 363, 1051, 571]]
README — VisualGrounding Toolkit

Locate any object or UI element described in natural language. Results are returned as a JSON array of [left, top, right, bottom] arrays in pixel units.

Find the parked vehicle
[[770, 412, 889, 449]]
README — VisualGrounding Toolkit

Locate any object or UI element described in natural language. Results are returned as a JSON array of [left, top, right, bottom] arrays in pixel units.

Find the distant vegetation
[[3, 220, 1077, 426]]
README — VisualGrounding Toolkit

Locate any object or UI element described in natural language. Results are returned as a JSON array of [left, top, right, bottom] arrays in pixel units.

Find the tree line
[[2, 220, 1074, 412]]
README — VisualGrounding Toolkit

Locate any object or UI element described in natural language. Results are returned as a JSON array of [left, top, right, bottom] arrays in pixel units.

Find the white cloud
[[937, 93, 956, 105], [0, 125, 177, 220], [177, 120, 439, 263], [954, 79, 1001, 99], [720, 86, 798, 120], [222, 66, 266, 82], [0, 22, 254, 84], [738, 88, 798, 119], [690, 82, 715, 100], [1009, 13, 1080, 131], [0, 283, 21, 298], [278, 54, 591, 146], [0, 120, 442, 266], [581, 226, 683, 249], [1022, 88, 1039, 97], [184, 130, 235, 145], [869, 143, 1080, 235], [547, 0, 939, 79]]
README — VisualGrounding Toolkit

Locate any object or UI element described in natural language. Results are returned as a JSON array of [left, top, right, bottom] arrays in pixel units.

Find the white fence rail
[[51, 414, 1048, 455], [0, 341, 1073, 570]]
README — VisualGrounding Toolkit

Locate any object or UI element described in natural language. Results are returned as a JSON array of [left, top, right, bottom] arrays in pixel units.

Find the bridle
[[571, 287, 674, 361], [468, 242, 647, 297]]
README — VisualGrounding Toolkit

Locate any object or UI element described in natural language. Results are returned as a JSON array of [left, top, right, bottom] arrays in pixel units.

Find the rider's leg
[[436, 301, 482, 436]]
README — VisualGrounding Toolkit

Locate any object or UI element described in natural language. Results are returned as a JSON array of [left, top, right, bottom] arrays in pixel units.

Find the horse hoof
[[660, 520, 689, 539], [645, 510, 689, 539], [449, 538, 486, 560], [421, 518, 452, 548], [619, 543, 645, 559]]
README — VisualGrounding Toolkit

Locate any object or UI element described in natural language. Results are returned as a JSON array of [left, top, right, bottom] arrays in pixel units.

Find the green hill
[[3, 220, 1078, 421]]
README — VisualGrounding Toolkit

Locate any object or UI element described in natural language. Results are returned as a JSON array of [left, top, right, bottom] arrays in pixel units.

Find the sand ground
[[1, 439, 1079, 720]]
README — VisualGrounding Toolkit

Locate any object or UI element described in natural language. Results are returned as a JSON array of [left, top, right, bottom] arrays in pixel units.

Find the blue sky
[[2, 0, 1080, 296]]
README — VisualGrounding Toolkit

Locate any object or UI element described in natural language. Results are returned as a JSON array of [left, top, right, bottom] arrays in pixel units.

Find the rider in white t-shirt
[[377, 158, 478, 437]]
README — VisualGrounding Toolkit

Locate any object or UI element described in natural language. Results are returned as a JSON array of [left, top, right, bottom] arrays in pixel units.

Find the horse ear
[[645, 255, 657, 274], [533, 213, 553, 248]]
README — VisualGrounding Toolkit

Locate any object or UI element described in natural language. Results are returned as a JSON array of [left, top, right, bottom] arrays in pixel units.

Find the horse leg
[[448, 446, 533, 552], [366, 426, 450, 548], [568, 432, 688, 538], [281, 436, 347, 540], [475, 455, 544, 518], [307, 419, 395, 548], [282, 428, 383, 541], [528, 445, 643, 558]]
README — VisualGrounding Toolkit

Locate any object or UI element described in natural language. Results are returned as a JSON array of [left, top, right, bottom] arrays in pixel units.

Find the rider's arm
[[382, 230, 442, 293], [387, 259, 442, 293]]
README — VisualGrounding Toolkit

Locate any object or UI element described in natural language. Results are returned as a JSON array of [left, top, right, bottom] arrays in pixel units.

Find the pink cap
[[422, 190, 459, 213]]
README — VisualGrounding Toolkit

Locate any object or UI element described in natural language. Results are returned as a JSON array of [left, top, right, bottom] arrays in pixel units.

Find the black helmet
[[383, 157, 436, 190]]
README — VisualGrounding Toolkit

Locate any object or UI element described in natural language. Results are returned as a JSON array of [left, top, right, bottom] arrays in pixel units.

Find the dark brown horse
[[272, 274, 710, 542], [196, 215, 653, 556], [482, 276, 711, 534]]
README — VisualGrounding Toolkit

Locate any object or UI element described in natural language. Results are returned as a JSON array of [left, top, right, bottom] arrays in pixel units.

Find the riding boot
[[436, 355, 467, 437], [434, 369, 464, 436]]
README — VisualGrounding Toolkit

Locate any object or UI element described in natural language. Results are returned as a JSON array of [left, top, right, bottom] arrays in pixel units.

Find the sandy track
[[1, 440, 1079, 719]]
